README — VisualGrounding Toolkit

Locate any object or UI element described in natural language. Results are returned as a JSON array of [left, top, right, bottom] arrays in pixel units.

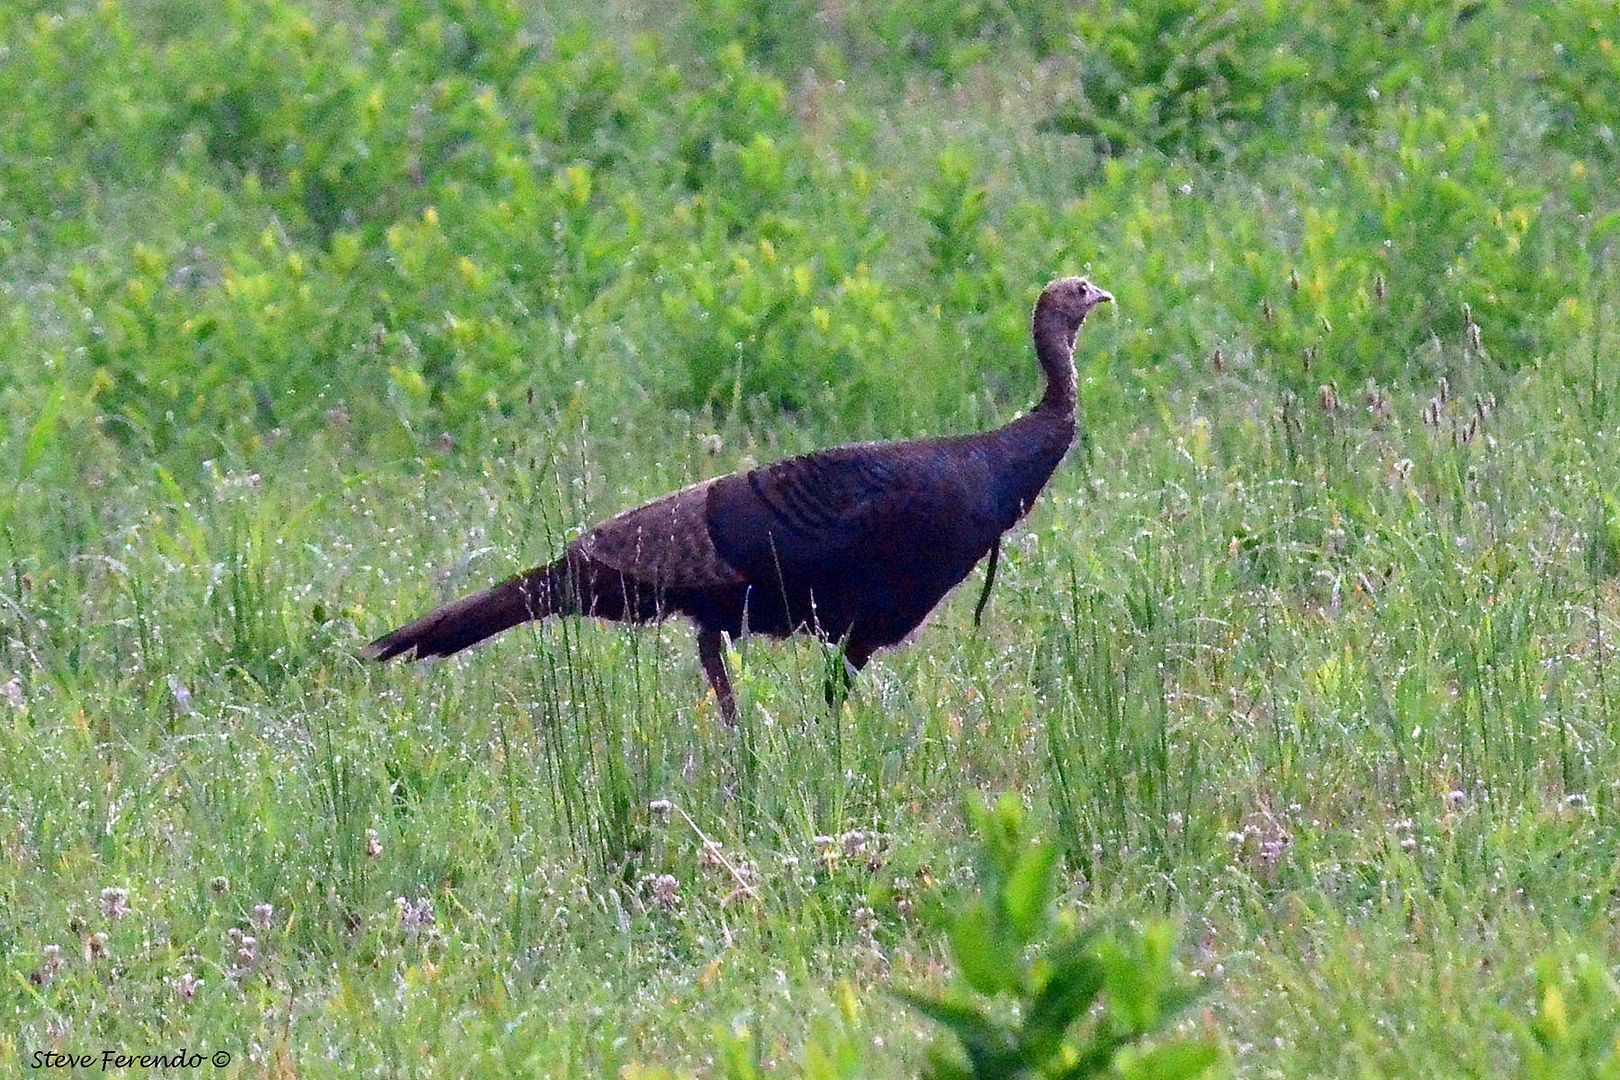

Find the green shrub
[[2, 0, 1614, 465], [1513, 951, 1620, 1079], [897, 795, 1218, 1080]]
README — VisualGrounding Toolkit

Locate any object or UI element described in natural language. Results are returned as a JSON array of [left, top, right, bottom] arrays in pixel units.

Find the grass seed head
[[650, 874, 681, 912], [31, 945, 65, 987], [100, 887, 130, 921]]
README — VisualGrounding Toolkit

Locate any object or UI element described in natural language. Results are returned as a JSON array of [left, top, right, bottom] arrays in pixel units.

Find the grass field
[[3, 0, 1620, 1075]]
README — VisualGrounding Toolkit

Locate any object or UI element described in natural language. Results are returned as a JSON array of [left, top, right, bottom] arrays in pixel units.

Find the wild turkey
[[364, 276, 1112, 723]]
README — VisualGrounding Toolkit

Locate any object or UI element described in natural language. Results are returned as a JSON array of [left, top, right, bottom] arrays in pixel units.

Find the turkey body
[[365, 277, 1111, 723]]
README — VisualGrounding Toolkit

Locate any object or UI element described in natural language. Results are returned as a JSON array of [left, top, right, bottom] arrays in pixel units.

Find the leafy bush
[[1041, 0, 1292, 162], [1041, 0, 1509, 163], [1, 0, 1614, 465], [897, 796, 1218, 1080], [1534, 1, 1620, 165], [1513, 951, 1620, 1079]]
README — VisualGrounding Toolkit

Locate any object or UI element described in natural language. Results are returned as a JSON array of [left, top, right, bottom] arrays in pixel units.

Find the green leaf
[[1055, 1029, 1131, 1080], [1099, 934, 1165, 1035], [1003, 843, 1059, 944], [918, 1045, 975, 1080], [1592, 211, 1620, 249], [1020, 946, 1105, 1062], [892, 990, 1020, 1073], [716, 1021, 761, 1080], [948, 900, 1020, 996], [1116, 1043, 1220, 1080], [20, 392, 61, 481]]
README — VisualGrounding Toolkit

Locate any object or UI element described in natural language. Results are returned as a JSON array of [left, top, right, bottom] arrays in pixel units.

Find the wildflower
[[210, 876, 230, 896], [176, 972, 202, 1004], [1, 676, 23, 708], [1257, 833, 1290, 876], [698, 840, 727, 874], [852, 906, 877, 933], [1400, 836, 1418, 853], [325, 406, 351, 430], [252, 903, 274, 931], [841, 830, 869, 858], [697, 433, 724, 456], [720, 860, 762, 908], [219, 471, 262, 492], [100, 887, 130, 921], [1318, 383, 1339, 414], [31, 945, 65, 987], [232, 935, 258, 977], [1446, 790, 1468, 810], [85, 932, 109, 963], [168, 677, 193, 715], [365, 829, 383, 859], [1232, 820, 1290, 883], [648, 799, 674, 818], [650, 875, 680, 913], [395, 896, 436, 937], [1365, 382, 1393, 424], [1560, 792, 1590, 819]]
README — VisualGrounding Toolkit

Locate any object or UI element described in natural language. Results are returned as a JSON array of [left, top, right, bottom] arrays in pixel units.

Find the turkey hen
[[364, 276, 1112, 723]]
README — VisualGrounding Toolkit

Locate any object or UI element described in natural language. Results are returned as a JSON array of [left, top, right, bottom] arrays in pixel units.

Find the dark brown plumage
[[364, 277, 1112, 723]]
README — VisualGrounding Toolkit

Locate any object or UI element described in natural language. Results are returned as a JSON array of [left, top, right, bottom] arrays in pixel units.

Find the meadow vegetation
[[2, 0, 1619, 1074]]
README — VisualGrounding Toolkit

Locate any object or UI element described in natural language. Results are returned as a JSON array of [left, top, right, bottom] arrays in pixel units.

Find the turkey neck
[[976, 307, 1082, 528], [1034, 303, 1080, 412]]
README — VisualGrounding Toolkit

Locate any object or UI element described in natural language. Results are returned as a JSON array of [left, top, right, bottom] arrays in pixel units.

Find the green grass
[[3, 0, 1620, 1075]]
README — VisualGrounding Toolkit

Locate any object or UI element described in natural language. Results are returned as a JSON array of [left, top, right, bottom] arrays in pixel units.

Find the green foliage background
[[8, 0, 1614, 457], [2, 0, 1619, 1075]]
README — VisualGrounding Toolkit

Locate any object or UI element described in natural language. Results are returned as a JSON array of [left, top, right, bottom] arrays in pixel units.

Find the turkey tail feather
[[363, 561, 568, 661]]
